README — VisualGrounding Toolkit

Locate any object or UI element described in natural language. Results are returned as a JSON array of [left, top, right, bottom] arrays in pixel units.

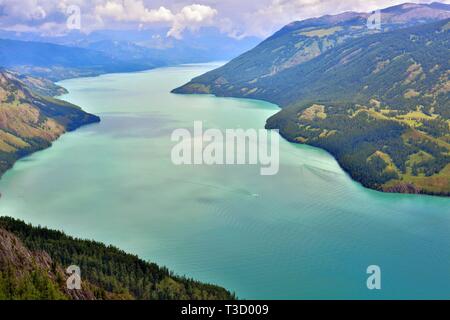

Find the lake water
[[0, 64, 448, 299]]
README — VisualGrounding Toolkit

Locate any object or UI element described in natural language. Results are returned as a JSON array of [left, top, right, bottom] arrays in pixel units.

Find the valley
[[0, 65, 448, 299]]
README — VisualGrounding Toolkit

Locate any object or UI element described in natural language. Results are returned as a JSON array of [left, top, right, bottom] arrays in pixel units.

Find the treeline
[[0, 266, 67, 300]]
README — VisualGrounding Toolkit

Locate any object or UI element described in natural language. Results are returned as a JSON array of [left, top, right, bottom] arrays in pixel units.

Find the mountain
[[175, 2, 450, 94], [173, 4, 450, 196], [14, 74, 69, 97], [0, 69, 99, 177], [0, 28, 260, 79], [0, 39, 152, 81], [66, 28, 261, 65], [0, 217, 235, 300]]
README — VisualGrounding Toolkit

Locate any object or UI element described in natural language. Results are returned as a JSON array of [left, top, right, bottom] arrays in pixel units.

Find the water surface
[[0, 64, 448, 299]]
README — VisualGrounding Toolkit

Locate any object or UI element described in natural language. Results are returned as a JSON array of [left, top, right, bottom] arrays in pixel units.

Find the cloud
[[0, 0, 449, 38], [94, 1, 218, 39], [0, 0, 218, 38], [167, 4, 217, 39], [234, 0, 450, 37], [95, 1, 217, 38], [0, 0, 47, 20]]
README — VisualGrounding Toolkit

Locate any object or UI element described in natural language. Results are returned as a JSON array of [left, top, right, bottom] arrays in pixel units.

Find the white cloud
[[167, 4, 218, 39], [0, 0, 218, 38], [95, 0, 174, 23], [0, 0, 449, 38], [93, 1, 217, 38], [0, 0, 47, 20]]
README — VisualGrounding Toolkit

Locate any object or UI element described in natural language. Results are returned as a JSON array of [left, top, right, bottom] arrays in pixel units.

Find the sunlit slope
[[0, 70, 100, 176], [174, 3, 450, 97]]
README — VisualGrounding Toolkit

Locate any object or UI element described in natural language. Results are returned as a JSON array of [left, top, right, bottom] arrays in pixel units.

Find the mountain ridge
[[0, 38, 152, 81]]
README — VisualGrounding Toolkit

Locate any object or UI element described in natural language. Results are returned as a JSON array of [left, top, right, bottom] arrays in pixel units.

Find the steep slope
[[173, 8, 450, 195], [0, 70, 100, 177], [0, 217, 235, 300], [174, 2, 450, 95], [0, 224, 93, 299], [16, 74, 68, 97]]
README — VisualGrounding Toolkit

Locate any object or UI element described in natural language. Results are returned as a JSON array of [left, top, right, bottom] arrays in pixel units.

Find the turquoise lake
[[0, 63, 448, 299]]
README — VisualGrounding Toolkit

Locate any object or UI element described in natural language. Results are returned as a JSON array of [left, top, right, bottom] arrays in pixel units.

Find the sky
[[0, 0, 449, 39]]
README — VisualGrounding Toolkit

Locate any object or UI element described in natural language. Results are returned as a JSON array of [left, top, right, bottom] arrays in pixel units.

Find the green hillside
[[174, 3, 450, 97]]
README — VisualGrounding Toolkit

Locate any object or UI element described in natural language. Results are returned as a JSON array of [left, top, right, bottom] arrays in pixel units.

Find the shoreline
[[171, 90, 450, 198], [3, 65, 447, 198], [0, 119, 100, 180], [275, 129, 450, 198], [0, 71, 100, 180], [1, 64, 176, 180]]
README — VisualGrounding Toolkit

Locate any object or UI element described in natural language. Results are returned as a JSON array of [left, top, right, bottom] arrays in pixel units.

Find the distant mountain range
[[0, 69, 99, 176], [0, 28, 260, 81], [174, 3, 450, 196], [0, 38, 156, 81]]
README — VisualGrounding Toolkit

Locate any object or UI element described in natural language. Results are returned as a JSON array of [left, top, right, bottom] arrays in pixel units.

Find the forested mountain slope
[[174, 2, 450, 96], [266, 20, 450, 195], [0, 217, 234, 300]]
